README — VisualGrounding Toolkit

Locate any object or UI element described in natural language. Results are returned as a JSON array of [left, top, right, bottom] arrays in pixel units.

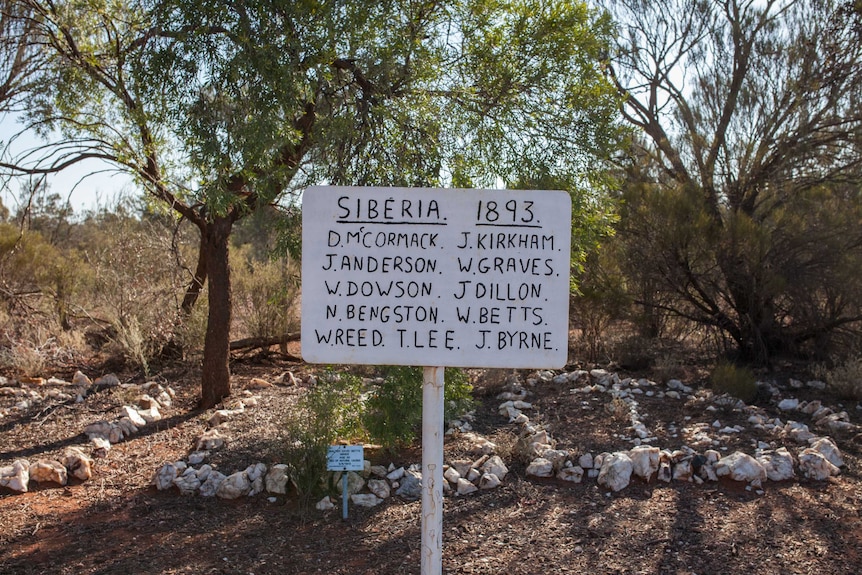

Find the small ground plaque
[[326, 444, 365, 471]]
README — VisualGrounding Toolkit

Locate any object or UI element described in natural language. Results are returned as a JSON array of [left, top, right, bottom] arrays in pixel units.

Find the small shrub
[[363, 366, 473, 450], [818, 357, 862, 400], [282, 371, 365, 512], [710, 362, 756, 402]]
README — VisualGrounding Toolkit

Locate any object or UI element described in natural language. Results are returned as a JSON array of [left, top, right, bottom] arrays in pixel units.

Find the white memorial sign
[[301, 186, 571, 368]]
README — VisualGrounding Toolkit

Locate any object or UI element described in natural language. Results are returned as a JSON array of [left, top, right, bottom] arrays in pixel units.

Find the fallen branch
[[229, 332, 301, 353]]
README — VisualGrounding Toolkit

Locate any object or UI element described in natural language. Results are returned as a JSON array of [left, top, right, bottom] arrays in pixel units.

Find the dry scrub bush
[[0, 224, 91, 373], [173, 292, 209, 358], [84, 215, 189, 372], [816, 357, 862, 401], [230, 245, 300, 341], [710, 362, 757, 403]]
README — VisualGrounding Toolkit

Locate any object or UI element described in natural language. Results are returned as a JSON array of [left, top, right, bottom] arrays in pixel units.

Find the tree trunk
[[181, 244, 207, 315], [199, 215, 233, 408]]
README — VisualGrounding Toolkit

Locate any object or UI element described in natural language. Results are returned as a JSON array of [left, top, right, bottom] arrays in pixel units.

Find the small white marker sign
[[326, 445, 365, 472], [301, 186, 572, 369]]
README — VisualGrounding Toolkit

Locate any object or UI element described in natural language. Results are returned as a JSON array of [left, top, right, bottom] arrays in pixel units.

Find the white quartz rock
[[479, 473, 501, 490], [199, 471, 227, 497], [265, 464, 290, 494], [557, 465, 584, 483], [456, 477, 479, 495], [808, 437, 844, 468], [368, 478, 391, 499], [628, 446, 660, 481], [154, 462, 181, 490], [715, 452, 767, 484], [756, 448, 795, 481], [29, 460, 68, 486], [351, 493, 383, 507], [598, 452, 633, 492], [798, 449, 840, 480], [216, 471, 251, 499], [481, 455, 508, 480], [525, 457, 554, 478]]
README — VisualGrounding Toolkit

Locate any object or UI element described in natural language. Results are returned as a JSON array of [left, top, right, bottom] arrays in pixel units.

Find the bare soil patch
[[2, 358, 862, 575]]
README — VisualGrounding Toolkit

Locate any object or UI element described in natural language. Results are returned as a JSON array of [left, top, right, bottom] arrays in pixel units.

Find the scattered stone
[[247, 378, 272, 390], [196, 429, 226, 451], [481, 455, 508, 480], [672, 457, 694, 482], [785, 421, 816, 443], [557, 465, 584, 483], [156, 390, 173, 408], [116, 417, 138, 438], [108, 424, 125, 444], [137, 394, 161, 410], [0, 460, 30, 492], [801, 400, 822, 415], [444, 467, 461, 484], [122, 405, 147, 428], [351, 493, 383, 507], [174, 469, 202, 495], [90, 436, 111, 458], [196, 465, 213, 482], [542, 449, 568, 471], [154, 462, 181, 490], [188, 451, 207, 465], [335, 471, 366, 496], [316, 496, 336, 511], [667, 380, 693, 394], [778, 398, 800, 411], [84, 421, 112, 440], [386, 466, 405, 482], [93, 373, 120, 390], [137, 406, 162, 424], [246, 462, 267, 483]]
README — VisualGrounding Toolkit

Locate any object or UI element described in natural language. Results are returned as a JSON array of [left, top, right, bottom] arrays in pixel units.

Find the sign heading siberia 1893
[[301, 186, 572, 368]]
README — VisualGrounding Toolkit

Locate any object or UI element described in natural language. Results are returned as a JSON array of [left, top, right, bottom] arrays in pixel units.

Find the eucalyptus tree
[[0, 0, 42, 114], [4, 0, 621, 406], [605, 0, 862, 362]]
